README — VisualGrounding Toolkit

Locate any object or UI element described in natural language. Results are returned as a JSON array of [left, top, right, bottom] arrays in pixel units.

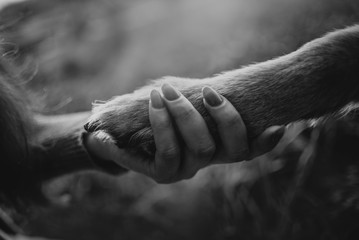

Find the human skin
[[85, 86, 285, 183]]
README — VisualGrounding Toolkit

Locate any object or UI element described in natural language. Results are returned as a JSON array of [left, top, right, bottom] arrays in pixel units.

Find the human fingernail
[[202, 87, 223, 107], [150, 89, 164, 109], [162, 83, 181, 101]]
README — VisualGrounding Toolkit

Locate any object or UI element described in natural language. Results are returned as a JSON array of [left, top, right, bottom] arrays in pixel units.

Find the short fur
[[85, 25, 359, 157]]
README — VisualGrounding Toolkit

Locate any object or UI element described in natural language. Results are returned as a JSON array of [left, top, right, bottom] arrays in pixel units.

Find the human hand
[[85, 84, 285, 183]]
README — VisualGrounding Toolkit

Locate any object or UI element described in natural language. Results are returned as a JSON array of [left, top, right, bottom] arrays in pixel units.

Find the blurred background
[[1, 0, 359, 239], [2, 0, 359, 114]]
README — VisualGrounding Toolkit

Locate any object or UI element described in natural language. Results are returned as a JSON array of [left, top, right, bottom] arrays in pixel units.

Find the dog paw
[[84, 77, 213, 158]]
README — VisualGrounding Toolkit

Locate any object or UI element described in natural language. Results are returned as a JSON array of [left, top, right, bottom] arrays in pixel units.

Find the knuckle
[[193, 143, 216, 159], [158, 145, 180, 160]]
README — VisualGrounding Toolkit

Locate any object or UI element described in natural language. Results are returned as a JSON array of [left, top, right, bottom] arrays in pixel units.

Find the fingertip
[[161, 83, 181, 101], [202, 86, 223, 107]]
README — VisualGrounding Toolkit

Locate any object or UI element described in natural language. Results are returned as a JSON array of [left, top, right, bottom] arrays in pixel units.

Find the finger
[[161, 83, 216, 162], [85, 131, 149, 173], [252, 125, 285, 157], [149, 89, 181, 182], [202, 87, 248, 162], [85, 130, 121, 161]]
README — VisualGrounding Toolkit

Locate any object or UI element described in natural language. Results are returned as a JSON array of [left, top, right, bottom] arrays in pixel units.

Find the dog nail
[[84, 122, 90, 131], [203, 87, 223, 107], [150, 89, 164, 109], [162, 83, 181, 101]]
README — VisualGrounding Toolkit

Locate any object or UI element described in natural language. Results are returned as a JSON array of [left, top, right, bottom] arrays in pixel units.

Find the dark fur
[[0, 58, 35, 236], [0, 61, 29, 162], [85, 25, 359, 157], [0, 58, 37, 200]]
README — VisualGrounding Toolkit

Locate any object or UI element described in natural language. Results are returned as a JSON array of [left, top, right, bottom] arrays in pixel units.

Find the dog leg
[[85, 25, 359, 158]]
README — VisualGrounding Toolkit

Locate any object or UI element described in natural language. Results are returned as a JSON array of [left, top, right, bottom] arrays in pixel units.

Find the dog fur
[[85, 25, 359, 158]]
